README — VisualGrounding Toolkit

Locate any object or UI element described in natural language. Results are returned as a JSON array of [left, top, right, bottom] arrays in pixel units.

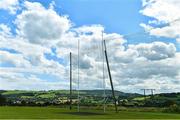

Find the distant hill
[[0, 89, 140, 98], [1, 90, 180, 107], [0, 90, 140, 106]]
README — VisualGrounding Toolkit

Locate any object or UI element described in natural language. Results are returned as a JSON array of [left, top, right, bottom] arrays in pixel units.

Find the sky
[[0, 0, 180, 93]]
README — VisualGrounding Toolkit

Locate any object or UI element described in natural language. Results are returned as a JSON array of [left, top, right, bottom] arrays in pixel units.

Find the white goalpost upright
[[74, 31, 117, 113], [102, 31, 106, 113], [77, 38, 80, 112]]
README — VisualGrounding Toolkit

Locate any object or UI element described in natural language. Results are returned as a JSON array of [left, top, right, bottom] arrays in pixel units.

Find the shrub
[[164, 104, 180, 113], [0, 94, 6, 105]]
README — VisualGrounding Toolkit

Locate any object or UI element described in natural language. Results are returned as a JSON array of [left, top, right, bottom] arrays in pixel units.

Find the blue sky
[[30, 0, 147, 34], [0, 0, 180, 92], [1, 0, 146, 34], [0, 0, 178, 48]]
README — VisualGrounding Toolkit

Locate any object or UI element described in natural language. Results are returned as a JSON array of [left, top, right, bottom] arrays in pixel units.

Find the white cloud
[[15, 1, 71, 45], [129, 42, 176, 60], [0, 72, 69, 90], [141, 0, 180, 22], [0, 50, 31, 67], [0, 24, 11, 36], [106, 41, 180, 92], [114, 49, 138, 63], [177, 38, 180, 43], [0, 0, 180, 93], [0, 0, 19, 14], [140, 0, 180, 42]]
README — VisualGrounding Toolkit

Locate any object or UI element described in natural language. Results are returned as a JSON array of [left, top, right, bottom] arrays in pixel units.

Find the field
[[1, 106, 180, 119]]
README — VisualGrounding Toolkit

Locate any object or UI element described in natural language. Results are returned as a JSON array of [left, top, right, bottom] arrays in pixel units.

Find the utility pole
[[141, 89, 155, 100], [141, 89, 146, 101], [70, 52, 72, 110], [147, 89, 155, 98], [150, 89, 155, 97], [103, 40, 118, 113]]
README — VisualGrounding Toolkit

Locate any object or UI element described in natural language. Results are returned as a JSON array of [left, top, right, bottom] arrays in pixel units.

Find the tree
[[164, 100, 176, 107], [0, 94, 6, 105]]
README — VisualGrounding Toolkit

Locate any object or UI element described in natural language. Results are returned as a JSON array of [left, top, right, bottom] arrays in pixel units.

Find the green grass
[[133, 96, 150, 101], [37, 93, 56, 98], [0, 106, 180, 119], [21, 96, 33, 99], [1, 90, 32, 95]]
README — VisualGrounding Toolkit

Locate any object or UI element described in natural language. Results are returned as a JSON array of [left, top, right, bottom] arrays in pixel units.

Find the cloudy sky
[[0, 0, 180, 93]]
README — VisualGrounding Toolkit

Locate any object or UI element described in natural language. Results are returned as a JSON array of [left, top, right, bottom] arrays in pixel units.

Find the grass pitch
[[0, 106, 180, 119]]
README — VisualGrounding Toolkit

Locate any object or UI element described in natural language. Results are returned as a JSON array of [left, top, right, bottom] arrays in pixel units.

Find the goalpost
[[69, 31, 117, 113]]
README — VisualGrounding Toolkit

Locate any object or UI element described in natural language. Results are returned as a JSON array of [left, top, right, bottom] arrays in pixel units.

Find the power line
[[122, 17, 180, 38]]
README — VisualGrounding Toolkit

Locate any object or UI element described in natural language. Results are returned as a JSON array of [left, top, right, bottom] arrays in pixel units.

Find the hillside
[[0, 90, 140, 106], [131, 92, 180, 107], [1, 89, 140, 97], [1, 90, 180, 107]]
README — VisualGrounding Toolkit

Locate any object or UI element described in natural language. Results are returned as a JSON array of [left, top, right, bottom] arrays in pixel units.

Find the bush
[[164, 104, 180, 113], [164, 100, 176, 107], [0, 94, 6, 105]]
